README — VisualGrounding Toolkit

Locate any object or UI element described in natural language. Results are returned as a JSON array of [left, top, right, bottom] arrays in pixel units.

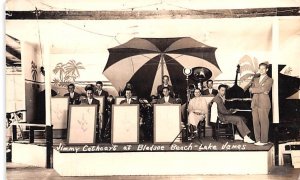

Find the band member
[[64, 83, 80, 104], [212, 84, 254, 144], [157, 87, 176, 104], [81, 87, 100, 113], [157, 75, 174, 98], [202, 80, 218, 96], [187, 88, 208, 138], [94, 81, 109, 98], [120, 89, 139, 104], [121, 82, 137, 97], [249, 62, 273, 146], [81, 87, 101, 142]]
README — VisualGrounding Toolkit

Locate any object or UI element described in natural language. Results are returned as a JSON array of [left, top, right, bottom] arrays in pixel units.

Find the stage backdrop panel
[[51, 97, 69, 129], [67, 105, 97, 145], [112, 105, 139, 144], [154, 104, 181, 144]]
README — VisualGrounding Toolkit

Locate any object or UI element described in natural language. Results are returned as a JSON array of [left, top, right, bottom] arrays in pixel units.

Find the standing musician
[[94, 81, 109, 98], [157, 87, 176, 104], [157, 75, 174, 98], [202, 80, 218, 96], [64, 83, 81, 105], [249, 62, 273, 146]]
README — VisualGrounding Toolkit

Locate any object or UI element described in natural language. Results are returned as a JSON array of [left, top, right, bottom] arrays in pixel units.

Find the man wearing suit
[[249, 62, 273, 146], [64, 83, 80, 104], [120, 89, 139, 104], [81, 87, 101, 142], [94, 81, 109, 98], [157, 75, 174, 98], [203, 80, 218, 96], [212, 84, 254, 143], [157, 87, 177, 104]]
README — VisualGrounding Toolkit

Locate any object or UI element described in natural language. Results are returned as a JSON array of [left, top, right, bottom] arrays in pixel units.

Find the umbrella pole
[[160, 54, 165, 84]]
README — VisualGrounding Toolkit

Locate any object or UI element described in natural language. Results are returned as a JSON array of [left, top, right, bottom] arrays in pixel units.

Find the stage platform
[[50, 138, 275, 176]]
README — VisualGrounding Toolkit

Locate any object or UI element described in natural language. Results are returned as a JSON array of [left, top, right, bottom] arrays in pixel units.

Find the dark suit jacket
[[94, 90, 109, 97], [81, 98, 100, 113], [157, 84, 174, 98], [64, 92, 81, 104], [251, 75, 273, 109], [157, 96, 177, 104], [120, 98, 139, 105], [212, 95, 233, 122], [202, 88, 218, 96]]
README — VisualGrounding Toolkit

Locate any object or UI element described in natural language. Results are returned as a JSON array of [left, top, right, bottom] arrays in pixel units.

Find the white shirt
[[88, 98, 93, 105], [164, 96, 169, 103], [209, 88, 212, 94], [259, 74, 266, 83], [70, 92, 74, 98], [127, 98, 131, 104], [97, 90, 102, 96]]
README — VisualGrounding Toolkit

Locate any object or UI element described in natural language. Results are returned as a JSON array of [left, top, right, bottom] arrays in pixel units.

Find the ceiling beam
[[6, 7, 300, 20]]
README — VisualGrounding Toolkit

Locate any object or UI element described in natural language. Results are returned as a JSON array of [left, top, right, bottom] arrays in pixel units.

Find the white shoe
[[243, 136, 255, 144], [254, 142, 267, 146], [234, 134, 243, 140]]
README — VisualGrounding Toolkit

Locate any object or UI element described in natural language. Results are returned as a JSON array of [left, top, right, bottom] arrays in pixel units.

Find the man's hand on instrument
[[229, 108, 238, 114]]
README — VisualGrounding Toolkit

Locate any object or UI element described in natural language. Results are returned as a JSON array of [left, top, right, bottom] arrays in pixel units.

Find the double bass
[[225, 65, 252, 120]]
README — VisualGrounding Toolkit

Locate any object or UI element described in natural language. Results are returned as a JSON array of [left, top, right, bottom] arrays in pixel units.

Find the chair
[[197, 119, 206, 138], [208, 102, 235, 141]]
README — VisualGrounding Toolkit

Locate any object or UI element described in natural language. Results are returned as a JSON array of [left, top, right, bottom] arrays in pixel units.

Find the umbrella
[[103, 37, 221, 101]]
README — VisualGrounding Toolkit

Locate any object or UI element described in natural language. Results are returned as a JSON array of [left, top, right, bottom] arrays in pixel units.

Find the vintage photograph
[[4, 0, 300, 179]]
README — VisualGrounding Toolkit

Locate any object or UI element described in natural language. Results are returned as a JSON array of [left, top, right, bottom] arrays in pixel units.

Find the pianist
[[212, 84, 255, 144]]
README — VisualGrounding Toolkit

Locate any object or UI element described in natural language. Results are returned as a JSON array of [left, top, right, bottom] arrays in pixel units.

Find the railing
[[11, 123, 53, 168]]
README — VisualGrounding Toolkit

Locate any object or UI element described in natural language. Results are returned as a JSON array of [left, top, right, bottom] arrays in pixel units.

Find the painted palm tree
[[53, 63, 65, 82], [64, 60, 85, 82]]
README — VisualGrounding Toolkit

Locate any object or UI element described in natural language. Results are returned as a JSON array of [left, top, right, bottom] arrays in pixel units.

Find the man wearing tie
[[64, 83, 80, 104], [202, 80, 218, 96], [120, 89, 139, 104], [249, 62, 273, 146], [157, 87, 176, 104], [157, 75, 174, 98], [94, 81, 109, 98], [81, 87, 101, 141]]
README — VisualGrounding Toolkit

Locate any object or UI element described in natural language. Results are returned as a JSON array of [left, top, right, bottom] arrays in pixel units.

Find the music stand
[[169, 68, 192, 146]]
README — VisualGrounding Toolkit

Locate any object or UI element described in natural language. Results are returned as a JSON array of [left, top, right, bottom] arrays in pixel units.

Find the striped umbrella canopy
[[103, 37, 221, 101]]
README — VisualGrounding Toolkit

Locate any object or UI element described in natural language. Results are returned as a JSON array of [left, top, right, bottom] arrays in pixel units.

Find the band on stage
[[63, 62, 272, 145]]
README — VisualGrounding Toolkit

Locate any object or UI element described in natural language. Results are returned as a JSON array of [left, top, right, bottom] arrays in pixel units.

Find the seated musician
[[121, 82, 137, 97], [202, 80, 218, 96], [64, 83, 81, 104], [187, 88, 208, 138], [157, 75, 174, 98], [80, 86, 101, 141], [120, 89, 139, 104], [212, 84, 254, 144], [157, 87, 176, 104]]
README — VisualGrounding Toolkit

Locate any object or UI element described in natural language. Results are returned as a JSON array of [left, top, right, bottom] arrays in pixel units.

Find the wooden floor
[[6, 162, 300, 180]]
